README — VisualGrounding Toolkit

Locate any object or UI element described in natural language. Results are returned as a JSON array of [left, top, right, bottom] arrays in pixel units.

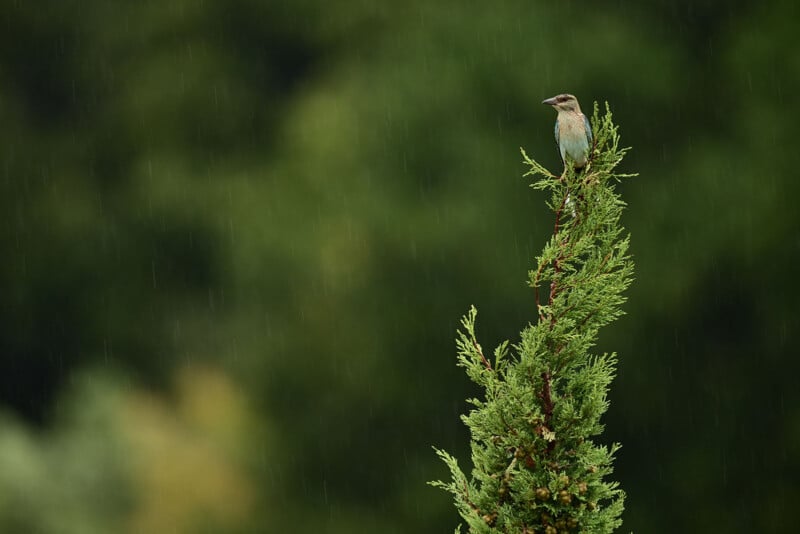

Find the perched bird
[[542, 93, 592, 170]]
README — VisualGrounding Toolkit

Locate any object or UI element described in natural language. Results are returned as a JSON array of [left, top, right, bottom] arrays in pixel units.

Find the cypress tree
[[431, 104, 635, 533]]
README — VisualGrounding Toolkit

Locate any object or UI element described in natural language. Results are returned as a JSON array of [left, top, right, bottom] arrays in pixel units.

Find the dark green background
[[1, 1, 797, 532]]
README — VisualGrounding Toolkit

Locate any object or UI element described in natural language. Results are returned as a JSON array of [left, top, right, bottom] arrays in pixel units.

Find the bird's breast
[[557, 115, 589, 166]]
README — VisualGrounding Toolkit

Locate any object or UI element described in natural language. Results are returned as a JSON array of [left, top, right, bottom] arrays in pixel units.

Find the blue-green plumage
[[543, 94, 592, 169]]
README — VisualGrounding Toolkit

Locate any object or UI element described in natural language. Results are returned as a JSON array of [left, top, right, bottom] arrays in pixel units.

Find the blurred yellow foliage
[[0, 366, 260, 534], [121, 366, 256, 533]]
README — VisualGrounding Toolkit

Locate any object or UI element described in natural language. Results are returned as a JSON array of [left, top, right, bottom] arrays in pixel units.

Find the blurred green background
[[1, 0, 798, 532]]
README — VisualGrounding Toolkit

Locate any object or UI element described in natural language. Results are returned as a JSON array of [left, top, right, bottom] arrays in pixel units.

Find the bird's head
[[542, 93, 581, 113]]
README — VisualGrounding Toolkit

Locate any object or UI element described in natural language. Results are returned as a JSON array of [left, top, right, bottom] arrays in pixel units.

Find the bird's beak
[[542, 96, 558, 106]]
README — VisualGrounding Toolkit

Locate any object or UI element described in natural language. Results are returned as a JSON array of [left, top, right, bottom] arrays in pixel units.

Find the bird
[[542, 93, 593, 170]]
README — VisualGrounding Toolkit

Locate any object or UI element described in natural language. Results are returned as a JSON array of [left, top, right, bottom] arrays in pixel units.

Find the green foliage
[[432, 105, 634, 533], [2, 1, 799, 532]]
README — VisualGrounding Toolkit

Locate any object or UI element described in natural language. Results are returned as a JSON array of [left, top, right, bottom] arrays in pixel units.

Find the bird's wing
[[583, 113, 593, 145], [553, 120, 560, 146]]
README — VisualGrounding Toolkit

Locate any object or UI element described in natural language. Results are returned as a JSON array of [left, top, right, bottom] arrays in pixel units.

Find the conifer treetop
[[431, 103, 635, 534]]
